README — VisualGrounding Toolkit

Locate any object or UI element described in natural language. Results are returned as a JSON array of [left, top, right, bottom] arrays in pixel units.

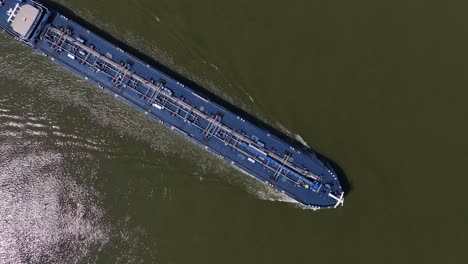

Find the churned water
[[1, 0, 467, 263]]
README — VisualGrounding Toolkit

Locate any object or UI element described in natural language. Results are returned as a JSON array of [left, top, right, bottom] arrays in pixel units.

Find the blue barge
[[0, 0, 344, 208]]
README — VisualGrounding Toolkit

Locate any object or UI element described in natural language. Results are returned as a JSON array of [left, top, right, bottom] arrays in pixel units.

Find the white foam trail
[[294, 134, 310, 148], [228, 165, 320, 210], [25, 122, 47, 128], [1, 121, 24, 128], [209, 63, 219, 71], [25, 130, 48, 137], [0, 114, 24, 120]]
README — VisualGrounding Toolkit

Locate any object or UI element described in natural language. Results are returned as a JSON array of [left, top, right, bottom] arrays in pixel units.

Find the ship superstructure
[[0, 0, 344, 208]]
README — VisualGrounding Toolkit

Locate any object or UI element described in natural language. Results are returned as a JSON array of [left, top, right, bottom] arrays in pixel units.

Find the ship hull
[[0, 0, 344, 208]]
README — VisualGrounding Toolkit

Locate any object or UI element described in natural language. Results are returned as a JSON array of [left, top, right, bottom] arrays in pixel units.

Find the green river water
[[0, 0, 467, 263]]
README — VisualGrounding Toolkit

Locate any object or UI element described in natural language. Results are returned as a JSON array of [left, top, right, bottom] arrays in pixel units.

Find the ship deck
[[0, 0, 343, 207]]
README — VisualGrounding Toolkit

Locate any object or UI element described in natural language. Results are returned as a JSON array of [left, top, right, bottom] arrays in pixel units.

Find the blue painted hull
[[0, 0, 344, 208]]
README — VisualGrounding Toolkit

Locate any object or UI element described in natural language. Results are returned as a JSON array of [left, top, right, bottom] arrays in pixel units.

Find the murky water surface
[[1, 0, 467, 263]]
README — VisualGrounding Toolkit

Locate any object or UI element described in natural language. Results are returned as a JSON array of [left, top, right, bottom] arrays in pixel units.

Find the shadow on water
[[41, 0, 351, 195]]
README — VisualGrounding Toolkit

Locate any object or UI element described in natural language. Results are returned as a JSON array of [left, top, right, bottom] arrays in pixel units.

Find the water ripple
[[0, 141, 110, 263]]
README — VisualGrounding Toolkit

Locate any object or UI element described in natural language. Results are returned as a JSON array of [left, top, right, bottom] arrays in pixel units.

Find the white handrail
[[7, 3, 21, 23]]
